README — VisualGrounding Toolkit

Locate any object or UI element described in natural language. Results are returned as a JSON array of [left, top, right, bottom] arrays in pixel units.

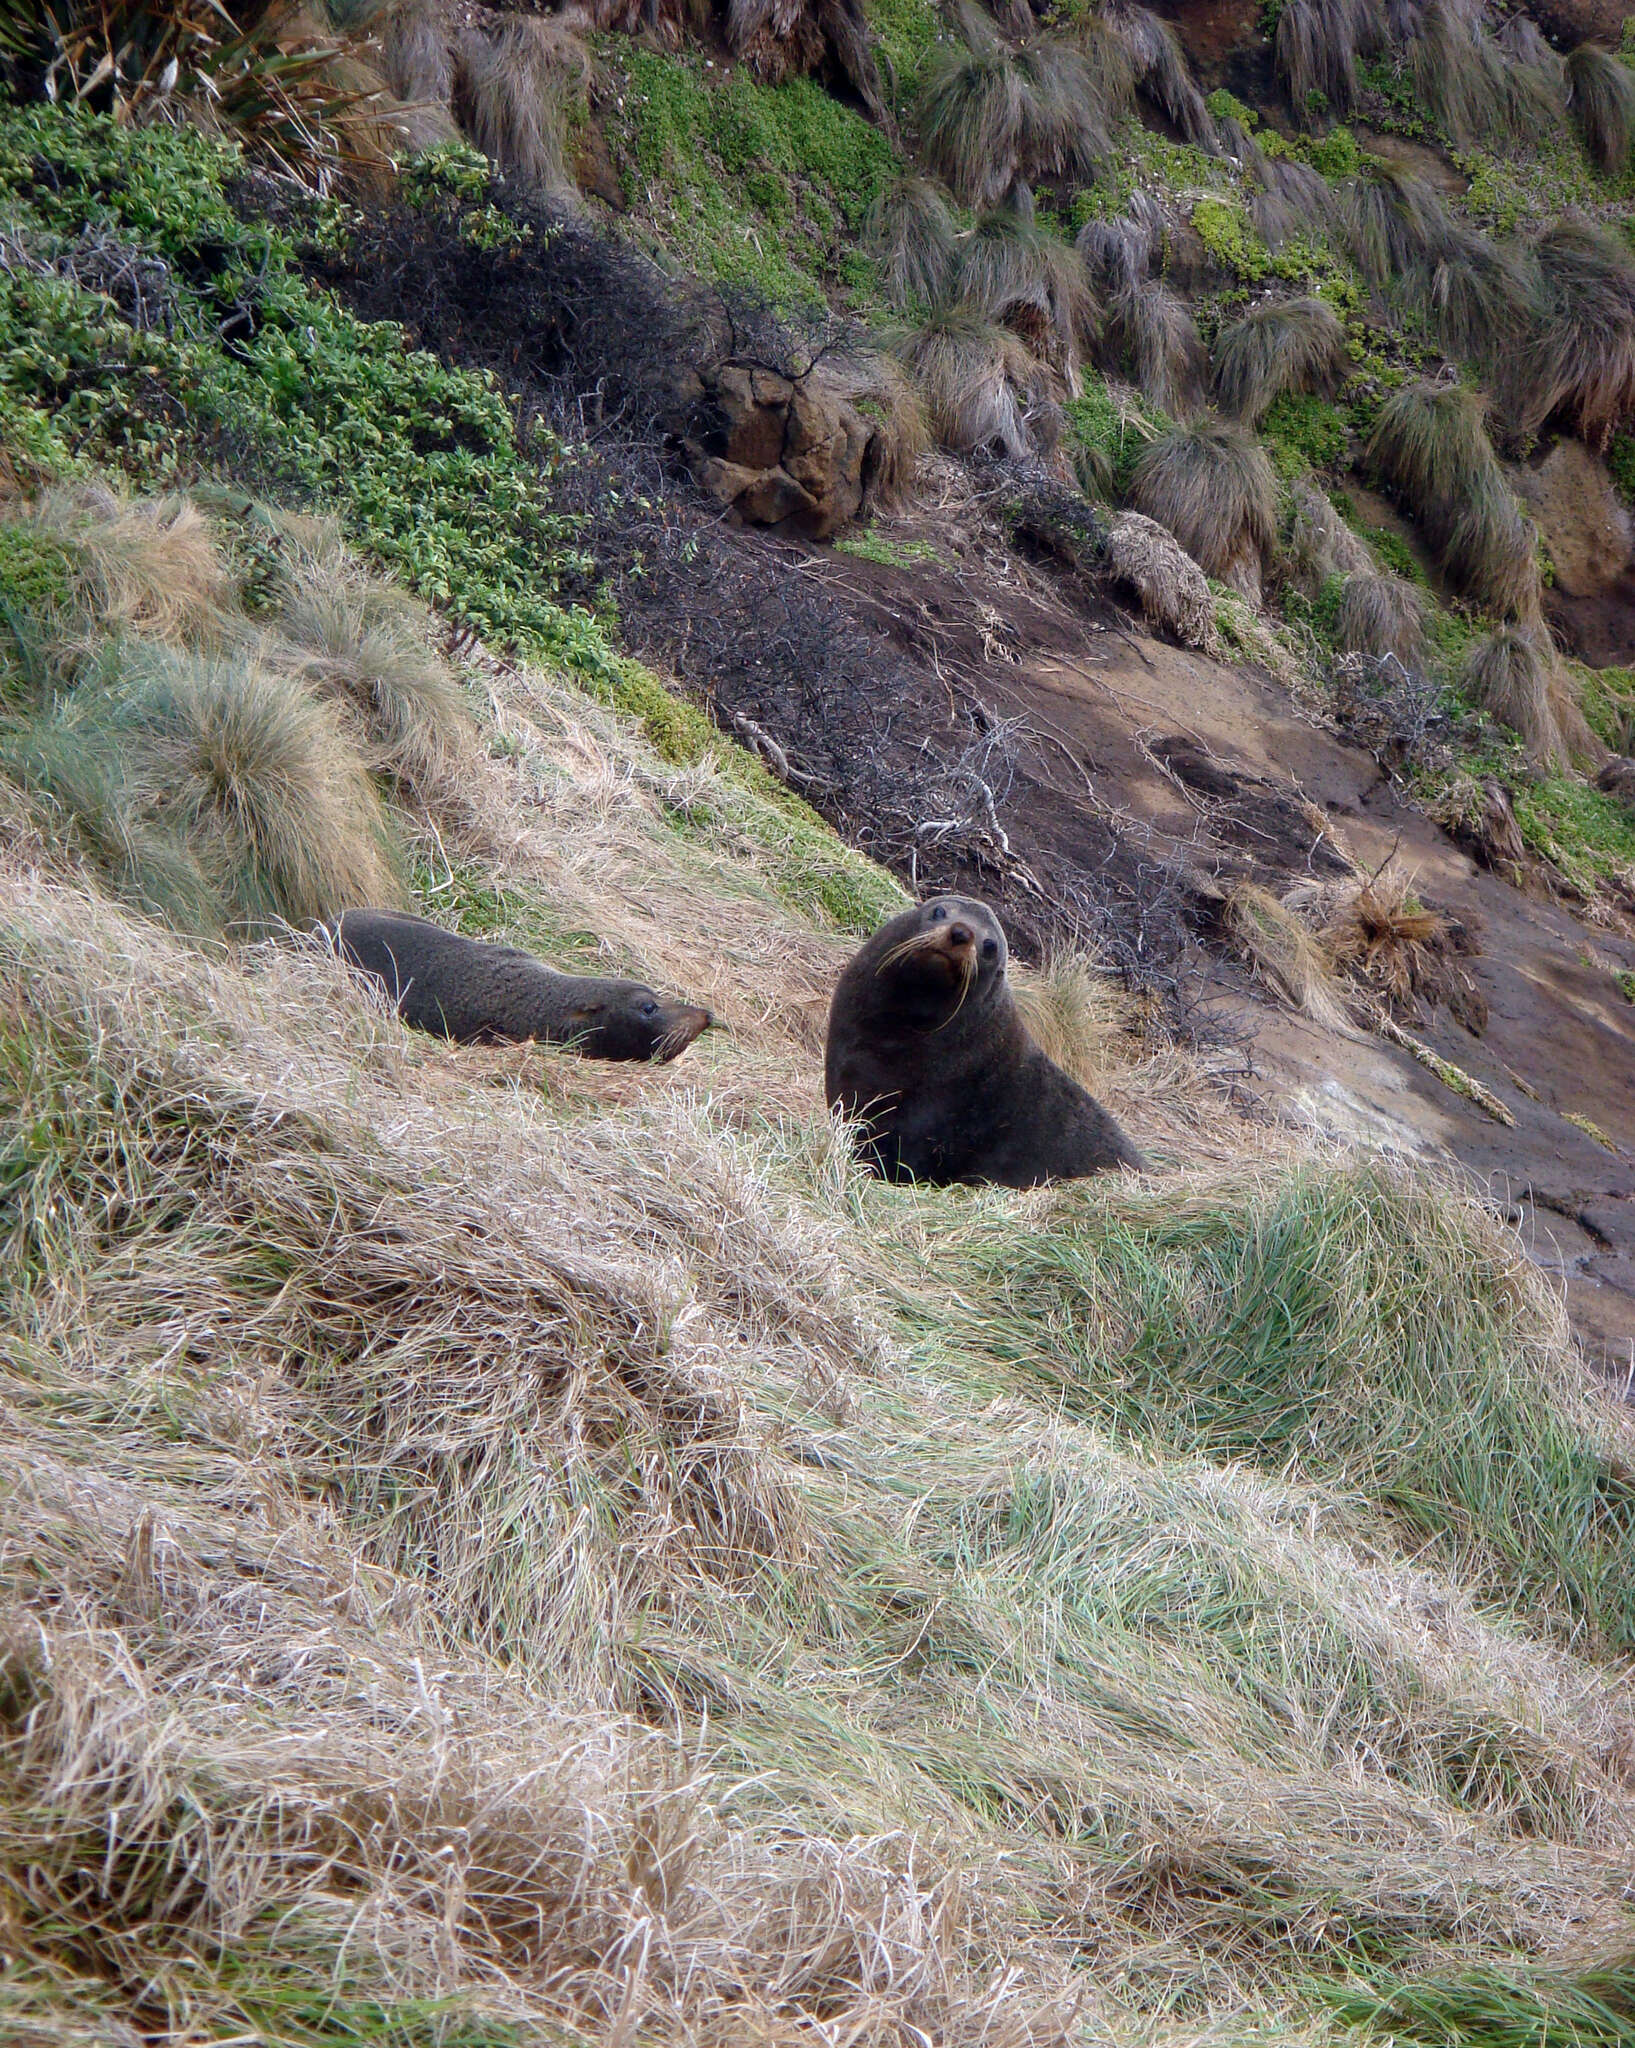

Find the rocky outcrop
[[685, 361, 884, 540]]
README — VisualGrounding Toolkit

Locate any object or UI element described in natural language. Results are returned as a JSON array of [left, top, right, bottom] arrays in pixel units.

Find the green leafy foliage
[[1261, 390, 1349, 474], [598, 45, 897, 312], [0, 108, 586, 650], [1065, 380, 1168, 501]]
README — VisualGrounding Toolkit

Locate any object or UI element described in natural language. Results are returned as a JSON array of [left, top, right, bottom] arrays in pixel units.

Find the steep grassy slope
[[1, 487, 1634, 2045]]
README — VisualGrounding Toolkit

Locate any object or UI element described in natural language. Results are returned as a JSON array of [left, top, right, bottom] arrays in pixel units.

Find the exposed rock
[[684, 360, 886, 540], [1597, 756, 1635, 809], [1515, 439, 1633, 599]]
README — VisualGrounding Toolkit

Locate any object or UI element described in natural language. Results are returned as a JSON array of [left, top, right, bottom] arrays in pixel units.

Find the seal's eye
[[981, 938, 999, 961], [928, 904, 948, 922], [640, 999, 660, 1018]]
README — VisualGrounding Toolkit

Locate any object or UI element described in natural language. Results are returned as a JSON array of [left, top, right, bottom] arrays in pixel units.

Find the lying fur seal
[[331, 908, 711, 1061], [824, 895, 1144, 1185]]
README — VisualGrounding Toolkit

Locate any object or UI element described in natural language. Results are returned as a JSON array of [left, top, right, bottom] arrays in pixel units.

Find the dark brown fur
[[332, 908, 711, 1061], [824, 896, 1145, 1186]]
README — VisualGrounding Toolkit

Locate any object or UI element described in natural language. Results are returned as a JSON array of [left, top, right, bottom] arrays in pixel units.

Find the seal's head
[[867, 895, 1009, 1029], [566, 982, 713, 1062]]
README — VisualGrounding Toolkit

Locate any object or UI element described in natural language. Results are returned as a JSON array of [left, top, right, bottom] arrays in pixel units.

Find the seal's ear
[[568, 1003, 605, 1025]]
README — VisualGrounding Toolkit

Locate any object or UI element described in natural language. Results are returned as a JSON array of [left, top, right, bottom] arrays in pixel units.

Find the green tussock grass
[[1321, 1956, 1635, 2048], [952, 1162, 1635, 1654]]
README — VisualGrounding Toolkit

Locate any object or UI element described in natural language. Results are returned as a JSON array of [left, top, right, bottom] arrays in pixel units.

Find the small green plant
[[1260, 391, 1349, 474], [602, 47, 897, 312], [1065, 380, 1167, 501], [1191, 195, 1270, 280], [834, 527, 941, 568]]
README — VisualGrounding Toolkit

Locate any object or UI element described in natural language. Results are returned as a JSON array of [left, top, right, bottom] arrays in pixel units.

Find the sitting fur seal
[[825, 895, 1144, 1185], [331, 908, 711, 1061]]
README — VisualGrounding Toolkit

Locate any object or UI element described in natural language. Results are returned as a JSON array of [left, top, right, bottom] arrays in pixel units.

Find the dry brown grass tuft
[[452, 16, 587, 197], [1286, 862, 1481, 1024], [271, 521, 478, 801], [1335, 569, 1427, 663], [27, 484, 229, 643], [1223, 880, 1353, 1030], [1105, 509, 1215, 648]]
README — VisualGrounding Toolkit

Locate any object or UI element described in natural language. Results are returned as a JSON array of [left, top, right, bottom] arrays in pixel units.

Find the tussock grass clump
[[1131, 413, 1277, 586], [25, 485, 228, 644], [1105, 509, 1215, 647], [1461, 623, 1594, 767], [85, 641, 400, 928], [865, 174, 958, 312], [1108, 2, 1215, 143], [275, 537, 477, 801], [1407, 230, 1536, 367], [1566, 44, 1635, 173], [1251, 156, 1331, 250], [1076, 191, 1163, 291], [452, 17, 586, 197], [374, 0, 454, 109], [957, 212, 1099, 382], [1366, 383, 1539, 616], [1342, 165, 1459, 285], [1288, 477, 1377, 585], [1212, 296, 1346, 425], [1275, 0, 1376, 118], [1409, 0, 1510, 144], [0, 493, 418, 932], [1336, 569, 1428, 662], [1224, 880, 1354, 1029], [1104, 281, 1204, 415], [1516, 221, 1635, 450], [899, 307, 1055, 457], [917, 13, 1117, 208]]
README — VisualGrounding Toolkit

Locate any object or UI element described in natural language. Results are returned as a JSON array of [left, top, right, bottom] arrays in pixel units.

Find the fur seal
[[331, 908, 711, 1061], [824, 895, 1145, 1185]]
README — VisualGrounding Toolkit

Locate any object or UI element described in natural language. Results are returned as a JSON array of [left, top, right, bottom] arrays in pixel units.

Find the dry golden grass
[[5, 494, 1635, 2045], [25, 482, 229, 642], [1223, 880, 1354, 1031]]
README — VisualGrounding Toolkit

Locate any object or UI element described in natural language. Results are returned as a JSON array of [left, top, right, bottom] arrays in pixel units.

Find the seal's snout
[[655, 1002, 713, 1061], [947, 922, 975, 950]]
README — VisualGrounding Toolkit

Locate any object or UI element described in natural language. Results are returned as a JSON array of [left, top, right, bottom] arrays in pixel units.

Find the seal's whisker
[[874, 930, 942, 976], [931, 951, 978, 1032]]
